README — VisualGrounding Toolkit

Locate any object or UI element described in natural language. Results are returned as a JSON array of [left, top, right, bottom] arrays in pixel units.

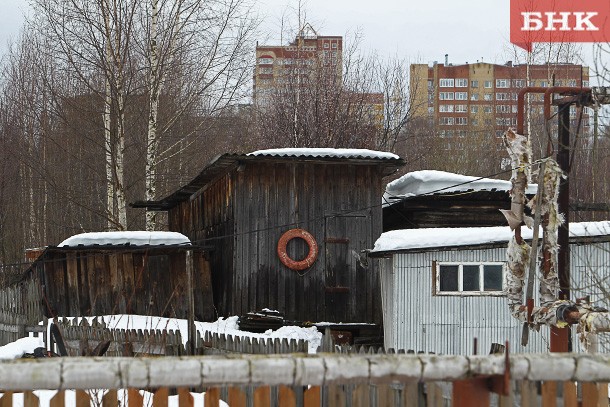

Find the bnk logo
[[510, 0, 610, 51]]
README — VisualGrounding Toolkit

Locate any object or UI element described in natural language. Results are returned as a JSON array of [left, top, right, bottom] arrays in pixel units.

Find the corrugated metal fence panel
[[384, 242, 610, 355]]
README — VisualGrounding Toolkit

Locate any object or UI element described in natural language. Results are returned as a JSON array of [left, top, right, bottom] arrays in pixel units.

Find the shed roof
[[383, 170, 537, 206], [132, 149, 405, 211], [370, 221, 610, 256]]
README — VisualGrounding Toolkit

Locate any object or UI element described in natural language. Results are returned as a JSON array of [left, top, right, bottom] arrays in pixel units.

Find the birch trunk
[[104, 77, 115, 230], [145, 0, 160, 231], [115, 83, 127, 230]]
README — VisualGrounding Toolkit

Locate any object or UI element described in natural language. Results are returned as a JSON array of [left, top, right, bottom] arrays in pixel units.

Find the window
[[436, 263, 504, 295], [439, 92, 454, 100], [496, 79, 509, 88], [484, 105, 492, 113], [497, 117, 511, 126], [258, 57, 273, 65], [583, 80, 590, 87], [512, 105, 518, 113], [332, 43, 337, 49], [496, 93, 509, 101], [512, 79, 525, 88], [455, 117, 468, 125], [471, 118, 478, 125], [439, 78, 455, 87], [568, 79, 577, 87], [471, 105, 479, 113], [456, 78, 468, 87], [428, 107, 434, 115], [496, 105, 511, 113], [484, 93, 493, 101], [540, 80, 548, 88], [439, 104, 454, 112], [471, 80, 479, 88], [455, 92, 468, 100], [471, 93, 479, 101], [427, 80, 434, 90], [484, 80, 492, 88], [324, 43, 329, 49], [455, 104, 467, 112], [439, 117, 455, 125]]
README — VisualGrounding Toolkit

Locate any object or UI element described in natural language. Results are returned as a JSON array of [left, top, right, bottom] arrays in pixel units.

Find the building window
[[324, 43, 329, 49], [540, 80, 548, 88], [259, 67, 273, 74], [439, 117, 455, 125], [496, 105, 511, 113], [496, 79, 509, 88], [455, 92, 468, 100], [428, 80, 434, 90], [470, 105, 479, 113], [496, 93, 509, 101], [439, 78, 455, 87], [258, 57, 274, 65], [471, 118, 478, 125], [332, 43, 337, 49], [484, 105, 492, 113], [455, 104, 467, 112], [512, 79, 525, 88], [583, 80, 589, 87], [439, 92, 454, 100], [471, 80, 479, 88], [435, 263, 504, 295], [456, 117, 468, 125], [471, 93, 479, 101], [484, 93, 493, 101], [568, 79, 577, 87], [456, 78, 468, 87], [484, 80, 492, 88], [439, 104, 454, 112]]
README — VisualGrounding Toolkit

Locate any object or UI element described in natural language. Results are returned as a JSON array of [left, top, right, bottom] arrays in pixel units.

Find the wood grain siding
[[226, 161, 384, 323], [27, 248, 213, 321]]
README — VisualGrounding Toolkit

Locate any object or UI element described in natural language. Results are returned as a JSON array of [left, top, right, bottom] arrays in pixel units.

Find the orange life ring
[[277, 228, 318, 271]]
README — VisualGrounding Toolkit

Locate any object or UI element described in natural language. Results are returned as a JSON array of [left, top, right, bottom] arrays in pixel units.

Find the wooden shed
[[383, 170, 537, 231], [133, 149, 404, 324], [24, 232, 214, 321]]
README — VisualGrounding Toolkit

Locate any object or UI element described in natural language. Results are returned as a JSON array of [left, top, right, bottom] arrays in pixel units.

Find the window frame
[[456, 78, 468, 87], [439, 78, 455, 87], [434, 262, 505, 296]]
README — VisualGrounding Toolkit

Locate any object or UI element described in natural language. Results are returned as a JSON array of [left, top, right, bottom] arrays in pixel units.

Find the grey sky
[[0, 0, 602, 68]]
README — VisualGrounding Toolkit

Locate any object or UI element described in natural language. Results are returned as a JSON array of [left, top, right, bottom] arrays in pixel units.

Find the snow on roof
[[372, 221, 610, 253], [58, 231, 191, 247], [383, 170, 537, 204], [247, 148, 400, 160]]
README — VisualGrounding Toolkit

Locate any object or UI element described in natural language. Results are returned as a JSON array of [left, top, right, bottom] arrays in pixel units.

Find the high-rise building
[[410, 59, 590, 138], [253, 25, 343, 107]]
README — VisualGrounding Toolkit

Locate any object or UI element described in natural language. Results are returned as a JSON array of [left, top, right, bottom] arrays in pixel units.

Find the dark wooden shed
[[24, 233, 214, 321], [133, 149, 404, 324]]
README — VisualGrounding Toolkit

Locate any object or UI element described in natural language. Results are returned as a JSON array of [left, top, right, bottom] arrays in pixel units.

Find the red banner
[[511, 0, 610, 51]]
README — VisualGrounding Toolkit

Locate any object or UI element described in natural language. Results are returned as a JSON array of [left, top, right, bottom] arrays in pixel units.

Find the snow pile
[[384, 170, 537, 204], [372, 221, 610, 253], [59, 231, 191, 247], [0, 337, 44, 359], [248, 148, 400, 160], [62, 315, 322, 354]]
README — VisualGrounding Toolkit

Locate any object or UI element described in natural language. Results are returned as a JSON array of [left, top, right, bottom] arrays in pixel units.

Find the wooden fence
[[53, 318, 308, 356], [0, 279, 44, 345], [0, 353, 608, 406]]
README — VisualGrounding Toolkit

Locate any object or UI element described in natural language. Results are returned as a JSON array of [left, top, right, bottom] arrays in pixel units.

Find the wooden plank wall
[[37, 250, 214, 321], [229, 162, 384, 324], [0, 278, 44, 345]]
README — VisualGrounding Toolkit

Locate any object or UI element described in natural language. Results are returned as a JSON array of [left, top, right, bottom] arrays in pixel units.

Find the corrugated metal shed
[[377, 236, 610, 355]]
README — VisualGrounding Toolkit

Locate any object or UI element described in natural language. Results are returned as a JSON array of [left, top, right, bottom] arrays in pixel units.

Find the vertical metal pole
[[552, 102, 571, 352], [186, 250, 196, 355]]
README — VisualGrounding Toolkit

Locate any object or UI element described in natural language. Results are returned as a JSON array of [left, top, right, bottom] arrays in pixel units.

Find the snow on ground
[[58, 315, 322, 354], [58, 231, 191, 247], [248, 147, 400, 160], [0, 337, 43, 359], [383, 170, 537, 206], [372, 221, 610, 253]]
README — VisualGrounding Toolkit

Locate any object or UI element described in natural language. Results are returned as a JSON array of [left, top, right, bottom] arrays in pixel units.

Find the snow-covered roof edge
[[384, 170, 537, 204], [59, 231, 191, 247], [371, 221, 610, 254], [248, 148, 400, 160]]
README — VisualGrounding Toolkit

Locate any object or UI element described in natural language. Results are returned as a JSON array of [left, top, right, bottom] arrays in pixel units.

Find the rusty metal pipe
[[543, 86, 592, 124]]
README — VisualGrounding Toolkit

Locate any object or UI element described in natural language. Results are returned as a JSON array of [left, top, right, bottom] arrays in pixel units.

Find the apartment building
[[253, 25, 343, 107], [410, 59, 590, 138]]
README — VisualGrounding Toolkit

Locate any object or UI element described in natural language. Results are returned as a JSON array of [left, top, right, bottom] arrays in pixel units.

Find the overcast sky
[[0, 0, 599, 68]]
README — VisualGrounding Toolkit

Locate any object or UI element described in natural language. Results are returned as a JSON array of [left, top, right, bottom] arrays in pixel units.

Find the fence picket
[[542, 381, 557, 407], [521, 380, 537, 407], [75, 390, 90, 407], [177, 388, 193, 407], [152, 388, 168, 407], [49, 391, 64, 407], [22, 391, 38, 407], [0, 393, 12, 407], [227, 387, 246, 407], [102, 390, 118, 407], [254, 386, 271, 407], [127, 389, 143, 407], [278, 386, 296, 407]]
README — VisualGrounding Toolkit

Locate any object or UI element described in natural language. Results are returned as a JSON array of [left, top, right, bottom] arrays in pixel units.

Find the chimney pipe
[[445, 54, 449, 66]]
